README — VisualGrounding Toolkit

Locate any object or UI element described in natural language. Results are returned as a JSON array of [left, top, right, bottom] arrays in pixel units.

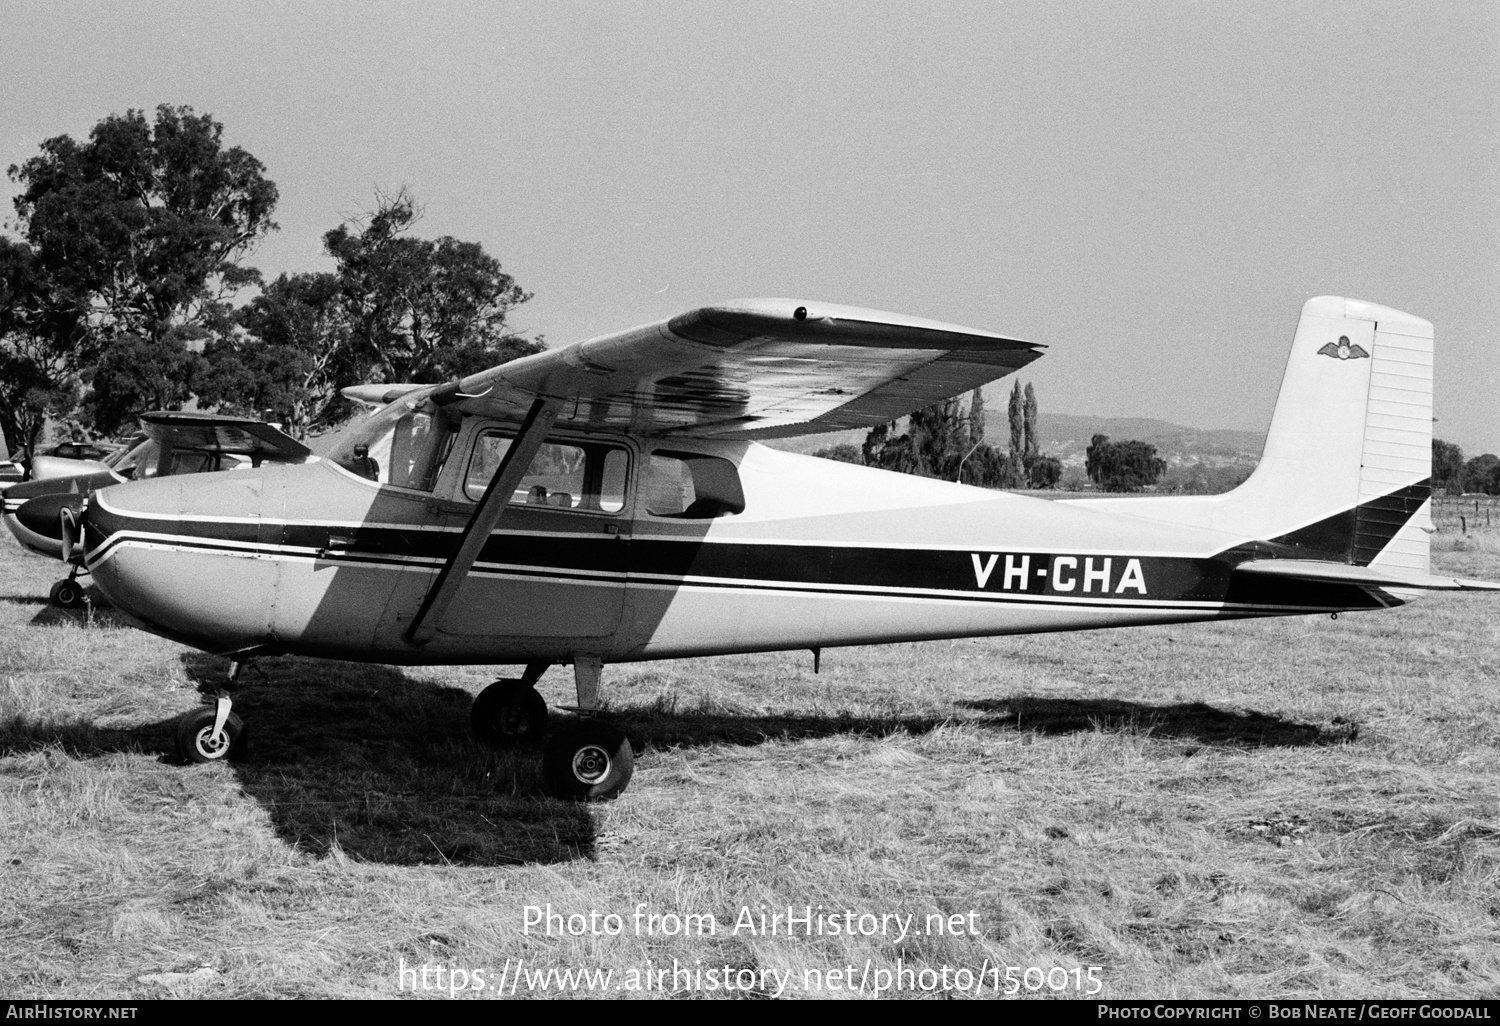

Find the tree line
[[813, 383, 1169, 492], [0, 105, 542, 454], [816, 382, 1057, 487], [861, 381, 1064, 488], [1434, 439, 1500, 495]]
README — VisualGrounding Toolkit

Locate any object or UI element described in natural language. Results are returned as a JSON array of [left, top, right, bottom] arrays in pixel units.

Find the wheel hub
[[498, 704, 527, 735], [571, 745, 611, 783], [195, 727, 229, 759]]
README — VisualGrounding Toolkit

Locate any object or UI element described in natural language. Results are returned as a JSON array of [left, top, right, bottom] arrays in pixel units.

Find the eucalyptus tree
[[5, 105, 278, 435]]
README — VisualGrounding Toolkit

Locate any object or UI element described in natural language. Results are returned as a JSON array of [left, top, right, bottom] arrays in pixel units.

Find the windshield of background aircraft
[[113, 440, 160, 480], [104, 437, 147, 469], [325, 399, 456, 491]]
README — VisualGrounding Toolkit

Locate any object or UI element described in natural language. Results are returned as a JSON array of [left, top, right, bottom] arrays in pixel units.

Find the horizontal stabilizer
[[1234, 559, 1500, 592]]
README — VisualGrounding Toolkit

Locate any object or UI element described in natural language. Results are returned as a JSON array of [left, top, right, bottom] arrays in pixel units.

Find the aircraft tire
[[543, 723, 634, 801], [471, 680, 549, 745], [49, 579, 84, 609], [175, 707, 247, 765]]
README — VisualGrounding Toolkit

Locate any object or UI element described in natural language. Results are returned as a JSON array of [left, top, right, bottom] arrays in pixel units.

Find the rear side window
[[644, 451, 745, 518], [465, 432, 627, 513]]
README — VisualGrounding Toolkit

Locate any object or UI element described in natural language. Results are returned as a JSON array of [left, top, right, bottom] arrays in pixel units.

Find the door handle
[[318, 533, 385, 558]]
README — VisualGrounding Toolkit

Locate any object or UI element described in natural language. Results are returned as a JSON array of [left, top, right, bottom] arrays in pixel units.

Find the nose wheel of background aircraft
[[543, 722, 634, 801], [174, 696, 246, 764], [470, 678, 550, 744], [48, 577, 85, 609]]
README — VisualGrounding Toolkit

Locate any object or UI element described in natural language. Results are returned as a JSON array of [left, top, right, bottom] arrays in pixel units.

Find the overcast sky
[[4, 1, 1497, 453]]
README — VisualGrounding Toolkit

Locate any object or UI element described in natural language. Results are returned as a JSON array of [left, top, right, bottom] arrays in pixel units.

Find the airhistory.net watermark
[[397, 956, 1104, 997]]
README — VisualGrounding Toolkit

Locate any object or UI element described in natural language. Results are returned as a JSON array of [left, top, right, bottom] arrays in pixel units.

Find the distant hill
[[1038, 413, 1264, 470]]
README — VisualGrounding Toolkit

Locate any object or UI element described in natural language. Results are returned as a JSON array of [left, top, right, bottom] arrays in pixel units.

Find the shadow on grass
[[956, 697, 1357, 747], [613, 695, 1352, 750], [0, 653, 597, 867], [0, 712, 178, 760], [178, 653, 597, 867], [23, 597, 137, 629], [616, 705, 948, 748], [0, 593, 49, 606], [1, 655, 1349, 868]]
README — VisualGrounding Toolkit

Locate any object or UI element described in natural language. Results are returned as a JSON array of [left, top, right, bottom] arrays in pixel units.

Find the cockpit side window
[[463, 430, 628, 513], [644, 450, 745, 518], [328, 401, 457, 492]]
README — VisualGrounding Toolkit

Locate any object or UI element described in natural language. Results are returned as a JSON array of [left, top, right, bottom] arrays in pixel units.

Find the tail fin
[[1234, 296, 1433, 569], [1077, 297, 1434, 569]]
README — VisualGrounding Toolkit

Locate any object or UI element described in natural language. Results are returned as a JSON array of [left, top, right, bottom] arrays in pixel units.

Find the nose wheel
[[175, 695, 246, 764], [49, 577, 85, 609]]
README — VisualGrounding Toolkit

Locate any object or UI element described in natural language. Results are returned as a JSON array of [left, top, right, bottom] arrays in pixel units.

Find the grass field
[[1, 504, 1498, 999]]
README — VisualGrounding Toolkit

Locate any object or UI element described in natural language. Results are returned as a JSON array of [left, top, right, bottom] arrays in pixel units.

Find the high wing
[[433, 298, 1042, 438], [1233, 559, 1500, 592], [140, 412, 312, 460], [342, 383, 429, 407]]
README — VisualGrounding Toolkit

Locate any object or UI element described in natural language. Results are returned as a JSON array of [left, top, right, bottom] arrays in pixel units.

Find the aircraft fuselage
[[81, 435, 1391, 666]]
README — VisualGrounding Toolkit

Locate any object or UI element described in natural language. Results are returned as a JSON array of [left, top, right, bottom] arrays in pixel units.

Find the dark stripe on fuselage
[[85, 501, 1395, 612]]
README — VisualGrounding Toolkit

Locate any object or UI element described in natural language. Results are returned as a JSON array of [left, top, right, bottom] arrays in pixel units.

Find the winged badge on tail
[[1317, 335, 1369, 360]]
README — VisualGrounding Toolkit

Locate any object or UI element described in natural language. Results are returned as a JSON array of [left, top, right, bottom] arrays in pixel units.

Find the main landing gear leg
[[174, 660, 249, 765], [470, 663, 550, 745], [542, 655, 634, 801]]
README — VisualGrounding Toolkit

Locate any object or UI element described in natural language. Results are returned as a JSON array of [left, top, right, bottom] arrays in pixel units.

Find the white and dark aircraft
[[5, 411, 311, 605], [57, 297, 1498, 798]]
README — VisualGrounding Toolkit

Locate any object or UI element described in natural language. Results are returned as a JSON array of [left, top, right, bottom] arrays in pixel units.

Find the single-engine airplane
[[6, 411, 310, 606], [58, 296, 1499, 799]]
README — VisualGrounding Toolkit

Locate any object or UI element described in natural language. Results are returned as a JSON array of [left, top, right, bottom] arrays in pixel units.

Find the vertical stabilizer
[[1071, 297, 1433, 569]]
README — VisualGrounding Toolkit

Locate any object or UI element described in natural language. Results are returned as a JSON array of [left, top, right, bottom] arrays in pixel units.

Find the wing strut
[[405, 397, 562, 646]]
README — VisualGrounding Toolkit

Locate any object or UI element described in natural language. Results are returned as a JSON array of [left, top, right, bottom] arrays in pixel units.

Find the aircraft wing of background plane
[[417, 298, 1043, 438], [139, 411, 312, 460]]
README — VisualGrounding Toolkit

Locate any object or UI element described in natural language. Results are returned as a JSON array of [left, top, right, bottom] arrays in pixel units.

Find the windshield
[[325, 397, 456, 491], [113, 439, 161, 480], [104, 435, 148, 469]]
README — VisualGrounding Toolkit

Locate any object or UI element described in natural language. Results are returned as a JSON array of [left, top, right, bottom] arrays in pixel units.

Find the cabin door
[[383, 428, 630, 643]]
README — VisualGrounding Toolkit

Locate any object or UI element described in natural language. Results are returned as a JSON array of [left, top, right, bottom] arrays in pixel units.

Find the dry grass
[[1, 527, 1498, 1000]]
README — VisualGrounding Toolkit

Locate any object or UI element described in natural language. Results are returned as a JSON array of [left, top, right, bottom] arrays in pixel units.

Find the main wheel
[[175, 706, 246, 764], [543, 723, 634, 801], [471, 680, 549, 745], [49, 578, 84, 609]]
